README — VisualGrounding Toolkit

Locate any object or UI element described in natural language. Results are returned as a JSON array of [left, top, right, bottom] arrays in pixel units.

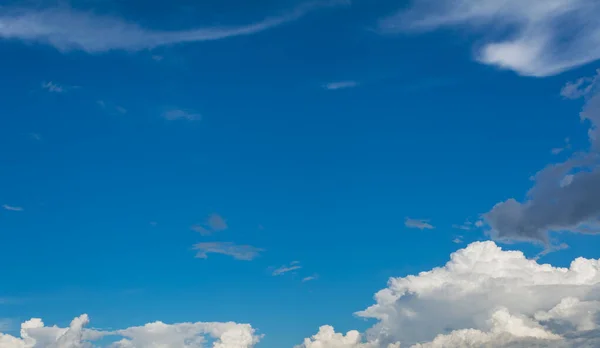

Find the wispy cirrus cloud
[[2, 204, 23, 212], [380, 0, 600, 77], [452, 219, 483, 231], [404, 217, 434, 230], [0, 1, 342, 53], [302, 275, 318, 282], [97, 100, 127, 115], [323, 81, 358, 90], [193, 242, 263, 261], [163, 109, 201, 121], [272, 262, 302, 276]]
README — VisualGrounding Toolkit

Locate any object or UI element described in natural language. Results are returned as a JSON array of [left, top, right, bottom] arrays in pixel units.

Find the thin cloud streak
[[323, 81, 358, 90], [272, 263, 302, 276], [404, 217, 434, 230], [193, 242, 263, 261], [302, 275, 318, 282], [2, 204, 23, 211], [163, 109, 201, 121], [0, 1, 343, 53]]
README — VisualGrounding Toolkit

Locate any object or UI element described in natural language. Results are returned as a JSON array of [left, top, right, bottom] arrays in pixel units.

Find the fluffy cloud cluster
[[0, 315, 259, 348], [380, 0, 600, 77], [297, 241, 600, 347]]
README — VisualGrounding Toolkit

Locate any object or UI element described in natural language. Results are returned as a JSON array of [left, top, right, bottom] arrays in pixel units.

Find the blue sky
[[1, 0, 600, 347]]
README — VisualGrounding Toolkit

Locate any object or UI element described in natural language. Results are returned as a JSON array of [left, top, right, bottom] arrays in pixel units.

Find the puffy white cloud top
[[0, 314, 259, 348], [298, 241, 600, 348], [4, 241, 600, 347]]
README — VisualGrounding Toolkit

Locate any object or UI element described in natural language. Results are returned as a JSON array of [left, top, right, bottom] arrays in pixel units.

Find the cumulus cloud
[[0, 314, 260, 348], [404, 218, 434, 230], [323, 81, 359, 90], [483, 70, 600, 244], [193, 242, 263, 261], [379, 0, 600, 76], [0, 2, 339, 53], [298, 241, 600, 347]]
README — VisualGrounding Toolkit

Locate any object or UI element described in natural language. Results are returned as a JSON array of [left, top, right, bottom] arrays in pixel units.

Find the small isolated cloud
[[453, 219, 485, 231], [379, 0, 600, 77], [272, 262, 302, 276], [551, 138, 571, 155], [41, 81, 64, 93], [483, 71, 600, 245], [151, 55, 164, 61], [323, 81, 358, 90], [192, 213, 228, 236], [297, 241, 600, 347], [207, 213, 228, 231], [0, 2, 339, 53], [163, 109, 201, 121], [193, 242, 263, 261], [29, 133, 41, 141], [452, 237, 463, 244], [302, 275, 318, 282], [191, 224, 211, 236], [97, 100, 127, 115], [2, 204, 23, 212], [452, 221, 473, 231], [0, 314, 260, 348], [404, 217, 434, 230]]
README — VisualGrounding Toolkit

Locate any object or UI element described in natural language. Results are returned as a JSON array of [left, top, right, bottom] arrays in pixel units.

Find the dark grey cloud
[[484, 70, 600, 245]]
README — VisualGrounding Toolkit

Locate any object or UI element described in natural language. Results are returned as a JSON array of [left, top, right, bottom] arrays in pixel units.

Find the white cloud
[[0, 2, 338, 53], [298, 241, 600, 347], [41, 81, 64, 93], [302, 275, 318, 282], [324, 81, 359, 90], [0, 314, 260, 348], [193, 242, 263, 261], [452, 237, 463, 244], [272, 262, 302, 276], [2, 204, 23, 212], [404, 218, 434, 230], [379, 0, 600, 77], [163, 109, 201, 121]]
